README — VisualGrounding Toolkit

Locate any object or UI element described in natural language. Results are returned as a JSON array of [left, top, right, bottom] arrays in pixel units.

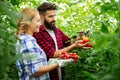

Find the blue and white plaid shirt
[[16, 34, 50, 80]]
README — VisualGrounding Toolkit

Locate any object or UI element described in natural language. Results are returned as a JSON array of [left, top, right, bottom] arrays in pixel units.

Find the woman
[[16, 8, 59, 80]]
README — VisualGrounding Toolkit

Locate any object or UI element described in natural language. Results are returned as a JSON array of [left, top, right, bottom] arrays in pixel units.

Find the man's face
[[43, 10, 56, 30]]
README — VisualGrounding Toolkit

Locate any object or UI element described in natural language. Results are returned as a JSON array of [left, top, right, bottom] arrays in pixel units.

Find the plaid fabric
[[33, 25, 70, 80], [16, 34, 50, 80]]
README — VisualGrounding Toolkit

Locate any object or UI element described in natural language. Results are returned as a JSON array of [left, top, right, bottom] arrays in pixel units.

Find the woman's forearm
[[32, 63, 59, 77]]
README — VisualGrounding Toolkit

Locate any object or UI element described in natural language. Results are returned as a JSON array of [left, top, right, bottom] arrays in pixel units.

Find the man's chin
[[51, 27, 56, 30]]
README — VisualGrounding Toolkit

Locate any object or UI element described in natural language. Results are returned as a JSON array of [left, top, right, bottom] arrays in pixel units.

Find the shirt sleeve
[[19, 39, 42, 76], [58, 29, 71, 46]]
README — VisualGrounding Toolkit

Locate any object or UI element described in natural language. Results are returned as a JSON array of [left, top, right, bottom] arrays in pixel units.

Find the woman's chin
[[35, 28, 39, 33]]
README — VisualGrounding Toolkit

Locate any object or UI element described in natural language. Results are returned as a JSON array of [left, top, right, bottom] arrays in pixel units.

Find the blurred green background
[[0, 0, 120, 80]]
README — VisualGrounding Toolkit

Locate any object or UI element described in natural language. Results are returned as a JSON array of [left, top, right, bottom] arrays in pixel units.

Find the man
[[34, 2, 88, 80]]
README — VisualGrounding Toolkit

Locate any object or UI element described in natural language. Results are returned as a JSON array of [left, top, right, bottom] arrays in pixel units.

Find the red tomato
[[73, 58, 78, 62], [81, 36, 86, 40], [66, 55, 71, 59], [60, 54, 65, 58], [73, 55, 79, 59], [69, 53, 74, 58], [61, 52, 66, 55], [60, 52, 79, 62], [85, 44, 92, 47], [83, 38, 89, 43], [63, 56, 67, 59], [80, 41, 84, 44]]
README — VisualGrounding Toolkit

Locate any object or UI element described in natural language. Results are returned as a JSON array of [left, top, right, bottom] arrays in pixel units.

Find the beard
[[44, 18, 56, 30]]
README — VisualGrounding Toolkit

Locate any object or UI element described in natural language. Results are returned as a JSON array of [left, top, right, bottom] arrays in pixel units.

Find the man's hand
[[74, 40, 88, 48]]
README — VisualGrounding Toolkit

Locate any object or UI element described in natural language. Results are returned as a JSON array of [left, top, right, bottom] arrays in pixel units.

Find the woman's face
[[30, 13, 41, 33]]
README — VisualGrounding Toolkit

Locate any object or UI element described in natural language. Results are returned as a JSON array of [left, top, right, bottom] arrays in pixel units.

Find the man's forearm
[[53, 44, 76, 58]]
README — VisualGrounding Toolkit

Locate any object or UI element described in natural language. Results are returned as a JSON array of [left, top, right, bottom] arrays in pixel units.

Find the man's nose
[[53, 16, 56, 21]]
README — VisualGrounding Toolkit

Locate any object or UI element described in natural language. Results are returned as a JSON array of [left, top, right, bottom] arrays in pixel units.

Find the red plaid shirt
[[33, 25, 70, 80]]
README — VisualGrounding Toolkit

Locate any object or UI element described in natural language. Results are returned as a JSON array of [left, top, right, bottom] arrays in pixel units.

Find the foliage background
[[0, 0, 120, 80]]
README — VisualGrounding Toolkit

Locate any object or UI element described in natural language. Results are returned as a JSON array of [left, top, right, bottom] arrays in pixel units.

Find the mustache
[[50, 20, 55, 23]]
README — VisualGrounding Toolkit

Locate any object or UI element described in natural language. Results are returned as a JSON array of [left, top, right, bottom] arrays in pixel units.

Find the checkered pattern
[[16, 34, 50, 80], [33, 25, 70, 80]]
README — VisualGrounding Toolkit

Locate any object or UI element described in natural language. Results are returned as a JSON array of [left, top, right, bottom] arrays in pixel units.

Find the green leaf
[[101, 22, 109, 33]]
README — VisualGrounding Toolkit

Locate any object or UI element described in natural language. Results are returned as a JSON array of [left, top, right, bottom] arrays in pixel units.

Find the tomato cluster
[[59, 52, 79, 62], [80, 36, 92, 47]]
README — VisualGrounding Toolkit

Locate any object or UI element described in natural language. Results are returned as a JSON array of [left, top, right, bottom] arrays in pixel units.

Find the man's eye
[[49, 15, 55, 18], [49, 16, 53, 18]]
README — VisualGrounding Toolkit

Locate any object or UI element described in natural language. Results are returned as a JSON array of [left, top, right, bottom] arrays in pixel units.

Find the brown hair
[[37, 2, 57, 15], [16, 8, 37, 35]]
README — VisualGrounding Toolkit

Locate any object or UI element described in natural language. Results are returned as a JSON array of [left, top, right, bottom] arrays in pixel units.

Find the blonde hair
[[16, 8, 38, 35]]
